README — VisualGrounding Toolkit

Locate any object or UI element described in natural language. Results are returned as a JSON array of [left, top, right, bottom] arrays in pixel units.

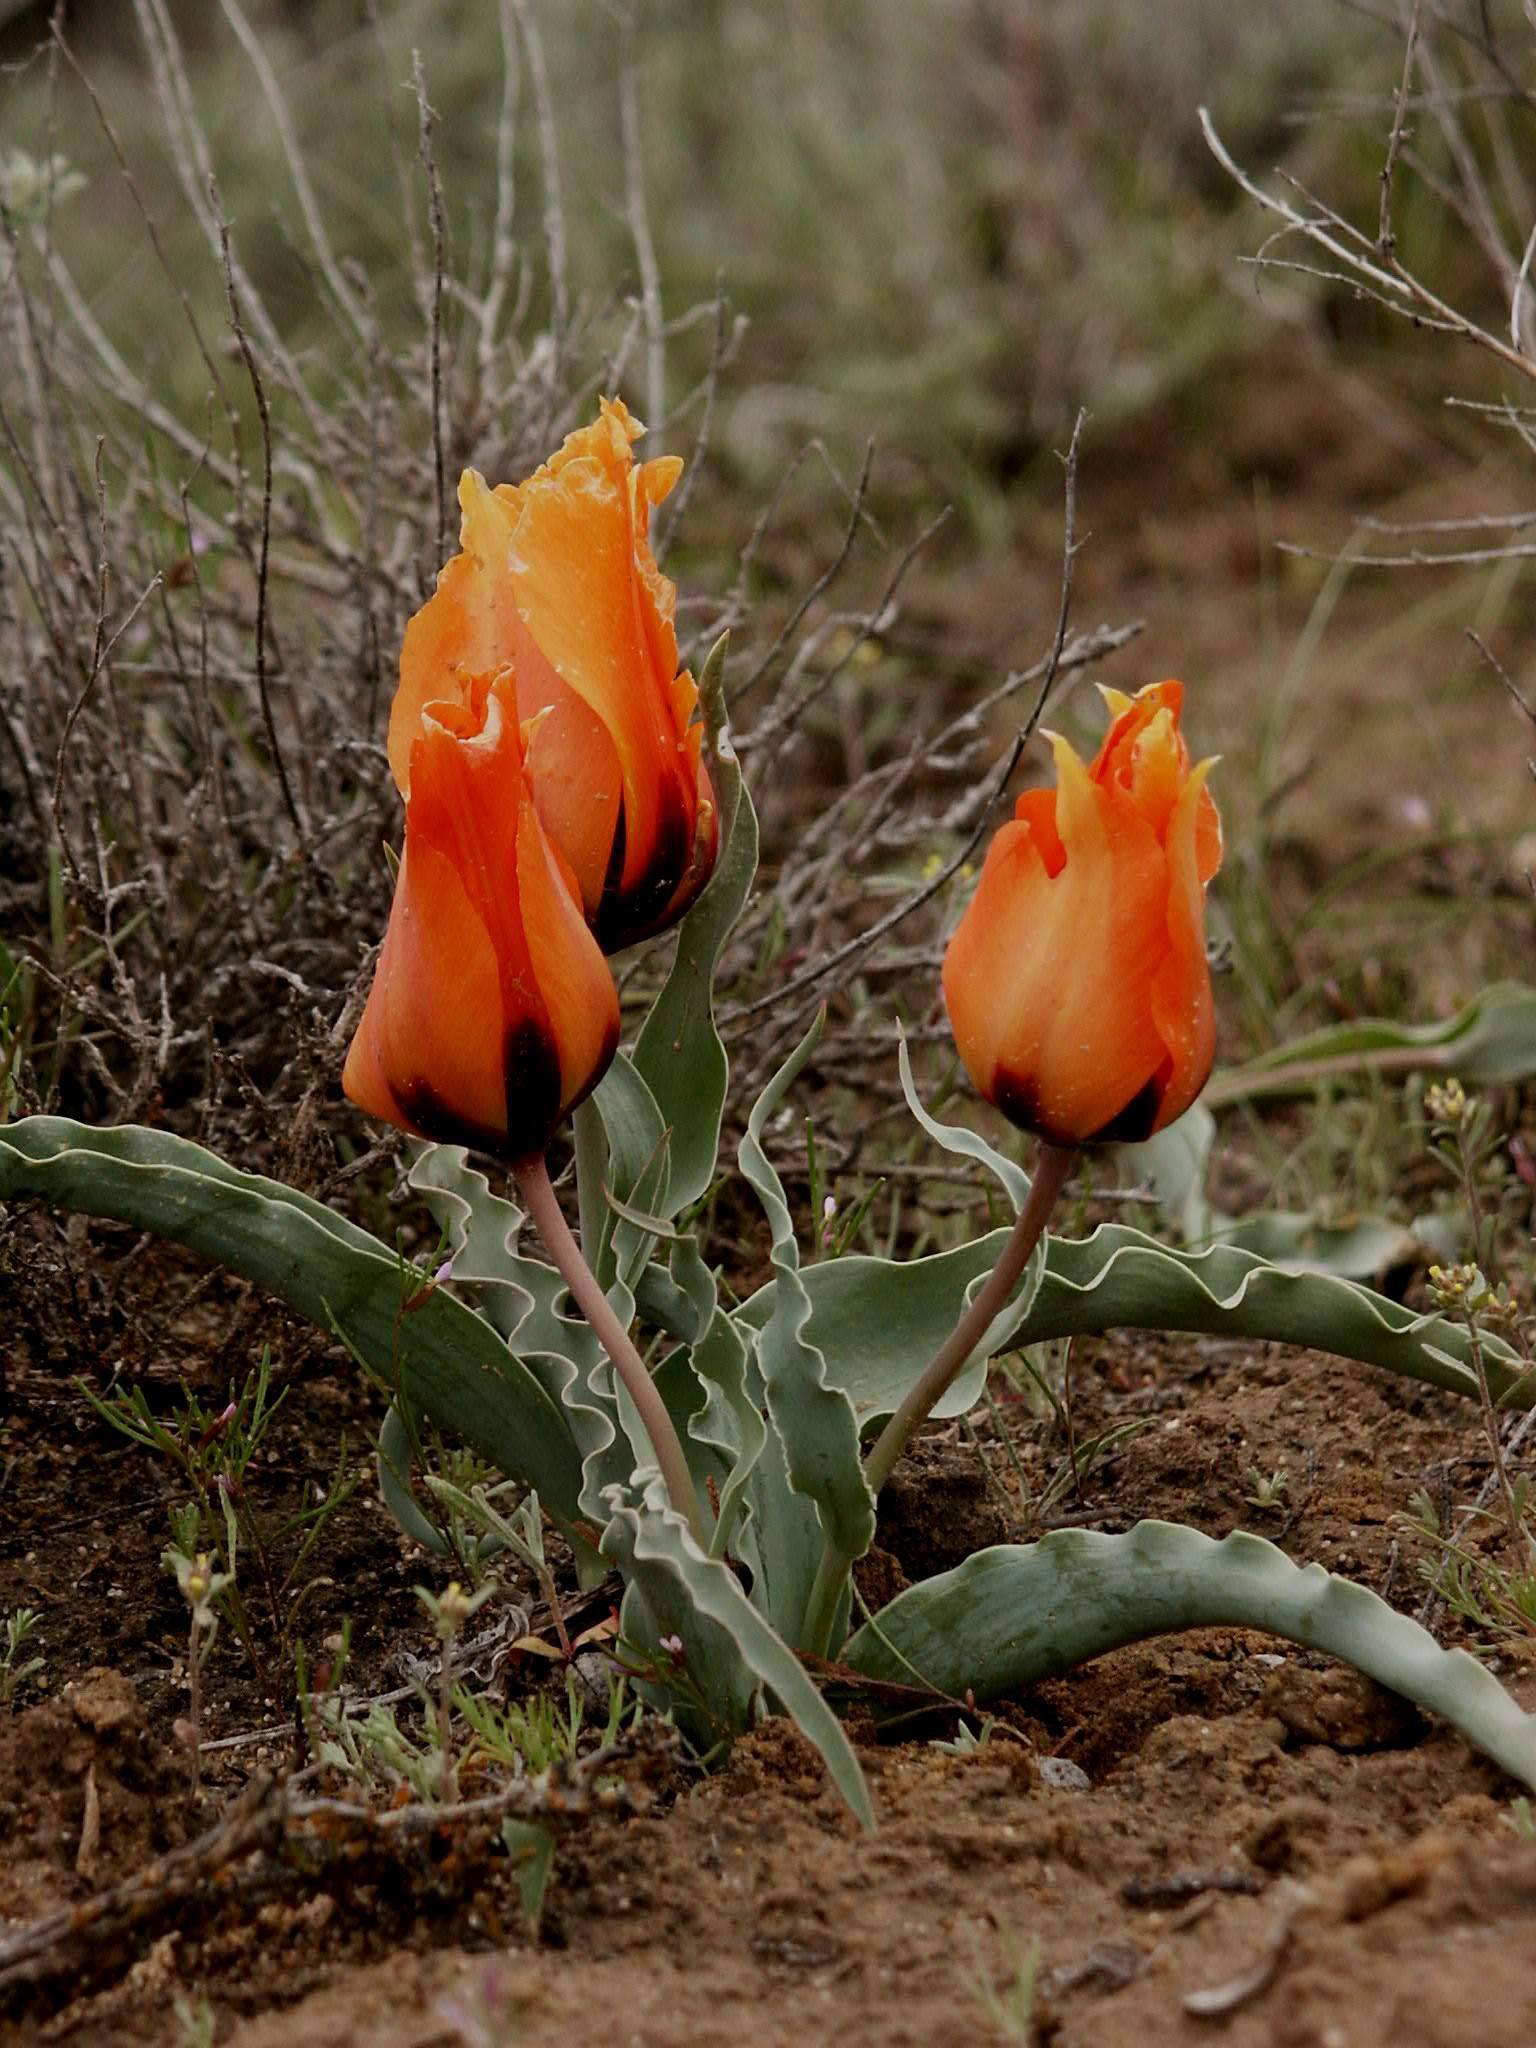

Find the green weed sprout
[[1, 1609, 46, 1710], [964, 1925, 1042, 2044], [417, 1579, 498, 1801], [164, 1543, 232, 1788], [84, 1349, 359, 1684]]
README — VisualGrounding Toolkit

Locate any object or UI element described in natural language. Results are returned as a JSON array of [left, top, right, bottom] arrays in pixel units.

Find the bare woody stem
[[801, 1141, 1078, 1658], [513, 1153, 708, 1548], [862, 1141, 1078, 1497]]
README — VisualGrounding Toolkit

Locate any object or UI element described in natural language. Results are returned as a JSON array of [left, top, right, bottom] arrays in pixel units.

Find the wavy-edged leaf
[[734, 1236, 1023, 1426], [601, 1478, 873, 1828], [407, 1127, 654, 1536], [843, 1520, 1536, 1789], [1207, 980, 1536, 1108], [633, 1259, 696, 1339], [633, 635, 758, 1215], [1020, 1221, 1526, 1405], [405, 1143, 532, 1337], [0, 1117, 586, 1526], [669, 1234, 767, 1561], [739, 1013, 875, 1591], [588, 1051, 672, 1291], [378, 1168, 620, 1523], [737, 1215, 1524, 1425], [897, 1030, 1030, 1212], [1123, 1104, 1424, 1282]]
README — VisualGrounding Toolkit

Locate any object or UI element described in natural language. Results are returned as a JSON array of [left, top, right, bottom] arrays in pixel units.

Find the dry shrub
[[0, 1, 1145, 1244]]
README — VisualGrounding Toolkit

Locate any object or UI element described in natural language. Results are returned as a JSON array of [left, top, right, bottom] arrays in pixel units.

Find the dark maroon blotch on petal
[[592, 783, 694, 952]]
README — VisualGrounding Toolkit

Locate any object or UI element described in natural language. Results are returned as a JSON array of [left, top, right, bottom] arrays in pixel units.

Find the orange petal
[[1195, 773, 1223, 885], [630, 450, 684, 691], [1120, 706, 1185, 842], [343, 831, 511, 1149], [947, 683, 1222, 1147], [514, 785, 622, 1122], [513, 606, 625, 919], [389, 473, 520, 793], [1016, 740, 1171, 1138], [346, 673, 618, 1159], [639, 452, 684, 510], [340, 982, 405, 1129], [943, 816, 1040, 1099], [1096, 685, 1136, 720], [386, 407, 713, 956], [1012, 787, 1065, 877], [1148, 758, 1219, 1129], [945, 737, 1171, 1145], [407, 675, 539, 995], [494, 396, 646, 516], [500, 423, 696, 941], [1093, 679, 1185, 790]]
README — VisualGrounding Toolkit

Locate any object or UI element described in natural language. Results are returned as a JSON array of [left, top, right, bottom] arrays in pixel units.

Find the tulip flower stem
[[514, 1154, 708, 1549], [864, 1143, 1077, 1497], [802, 1143, 1078, 1659]]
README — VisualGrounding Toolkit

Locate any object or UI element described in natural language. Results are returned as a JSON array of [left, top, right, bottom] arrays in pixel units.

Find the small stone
[[571, 1650, 613, 1704], [1039, 1755, 1091, 1792]]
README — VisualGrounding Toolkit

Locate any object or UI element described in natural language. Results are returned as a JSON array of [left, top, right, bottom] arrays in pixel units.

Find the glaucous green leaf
[[1122, 1104, 1423, 1282], [897, 1030, 1030, 1212], [602, 1477, 874, 1828], [1117, 1103, 1216, 1244], [581, 1052, 672, 1292], [1021, 1221, 1526, 1406], [734, 1236, 1021, 1425], [0, 1117, 587, 1525], [406, 1143, 534, 1338], [633, 636, 758, 1216], [843, 1520, 1536, 1789], [740, 1210, 1524, 1425], [1207, 980, 1536, 1107], [1216, 1211, 1420, 1280], [738, 1013, 876, 1591], [668, 1233, 768, 1562]]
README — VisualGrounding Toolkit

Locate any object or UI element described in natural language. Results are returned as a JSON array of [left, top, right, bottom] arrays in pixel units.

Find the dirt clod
[[876, 1437, 1010, 1580], [1263, 1662, 1424, 1752], [0, 1669, 188, 1923]]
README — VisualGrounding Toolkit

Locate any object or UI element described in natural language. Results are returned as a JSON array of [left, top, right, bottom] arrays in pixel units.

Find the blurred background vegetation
[[2, 0, 1533, 1221], [1, 0, 1389, 515]]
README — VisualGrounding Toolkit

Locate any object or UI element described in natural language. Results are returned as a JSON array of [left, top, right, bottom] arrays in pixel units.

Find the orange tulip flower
[[388, 399, 718, 954], [943, 680, 1222, 1147], [343, 670, 619, 1162]]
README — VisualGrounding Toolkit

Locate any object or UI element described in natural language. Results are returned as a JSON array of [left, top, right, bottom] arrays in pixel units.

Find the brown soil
[[5, 1268, 1535, 2046], [5, 349, 1536, 2045]]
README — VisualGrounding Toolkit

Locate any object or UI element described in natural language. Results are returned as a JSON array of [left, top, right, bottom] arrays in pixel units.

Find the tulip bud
[[943, 680, 1222, 1146], [388, 399, 719, 953], [343, 671, 620, 1163]]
